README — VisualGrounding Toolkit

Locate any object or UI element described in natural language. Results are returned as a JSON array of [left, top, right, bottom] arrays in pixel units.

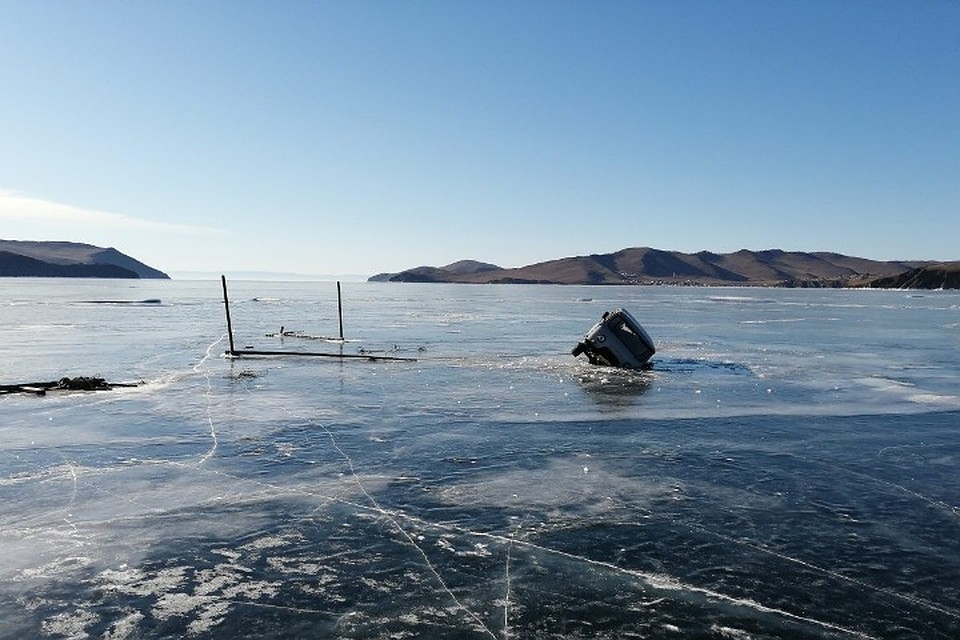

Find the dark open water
[[1, 279, 958, 639]]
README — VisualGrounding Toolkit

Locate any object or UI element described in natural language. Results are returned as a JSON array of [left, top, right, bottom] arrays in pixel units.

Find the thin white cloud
[[0, 189, 222, 235]]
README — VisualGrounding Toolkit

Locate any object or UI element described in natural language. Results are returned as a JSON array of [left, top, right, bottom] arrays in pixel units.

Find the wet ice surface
[[1, 281, 959, 639]]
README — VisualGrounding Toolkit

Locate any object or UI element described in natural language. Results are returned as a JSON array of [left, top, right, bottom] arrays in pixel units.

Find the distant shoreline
[[370, 247, 960, 290]]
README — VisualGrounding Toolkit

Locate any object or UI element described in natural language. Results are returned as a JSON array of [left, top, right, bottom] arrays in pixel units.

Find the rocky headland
[[0, 240, 169, 278]]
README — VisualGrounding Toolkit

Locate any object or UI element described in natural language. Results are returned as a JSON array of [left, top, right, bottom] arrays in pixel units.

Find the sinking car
[[572, 308, 656, 369]]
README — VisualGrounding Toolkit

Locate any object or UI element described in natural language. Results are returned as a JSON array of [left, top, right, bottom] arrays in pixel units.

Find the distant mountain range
[[370, 248, 960, 289], [0, 240, 169, 278]]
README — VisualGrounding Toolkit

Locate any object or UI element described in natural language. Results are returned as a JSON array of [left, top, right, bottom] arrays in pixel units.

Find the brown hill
[[373, 248, 924, 287], [0, 240, 169, 278], [369, 259, 501, 282], [0, 251, 141, 278]]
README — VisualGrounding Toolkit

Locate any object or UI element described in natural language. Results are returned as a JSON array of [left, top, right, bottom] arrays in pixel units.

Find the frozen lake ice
[[1, 279, 959, 638]]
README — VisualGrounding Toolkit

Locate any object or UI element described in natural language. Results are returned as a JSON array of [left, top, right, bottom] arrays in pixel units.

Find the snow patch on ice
[[41, 608, 97, 639]]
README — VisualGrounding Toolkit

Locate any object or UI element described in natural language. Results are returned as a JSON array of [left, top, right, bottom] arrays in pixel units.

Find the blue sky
[[1, 1, 957, 278]]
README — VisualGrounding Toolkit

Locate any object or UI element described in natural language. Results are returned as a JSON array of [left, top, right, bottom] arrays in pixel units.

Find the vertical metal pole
[[337, 280, 344, 341], [221, 275, 236, 355]]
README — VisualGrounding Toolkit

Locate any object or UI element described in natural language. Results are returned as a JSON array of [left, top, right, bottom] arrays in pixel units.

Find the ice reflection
[[575, 366, 653, 410]]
